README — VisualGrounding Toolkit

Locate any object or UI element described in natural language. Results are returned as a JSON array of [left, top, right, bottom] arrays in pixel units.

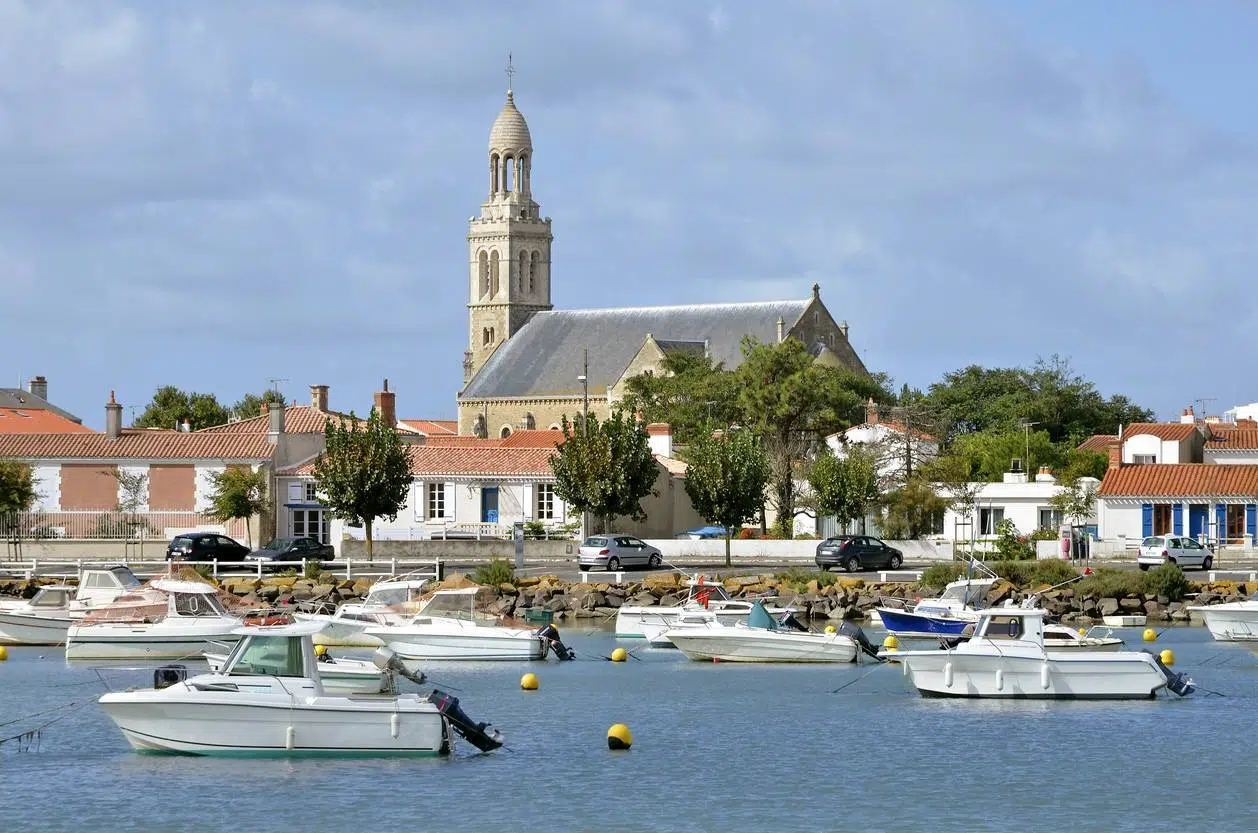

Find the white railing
[[347, 522, 577, 542], [0, 557, 443, 582]]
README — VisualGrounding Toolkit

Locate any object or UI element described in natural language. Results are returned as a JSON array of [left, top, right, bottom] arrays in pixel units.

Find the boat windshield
[[30, 588, 70, 607], [173, 592, 228, 617], [978, 615, 1024, 640], [366, 587, 417, 607], [228, 635, 307, 678], [939, 582, 988, 606], [110, 567, 142, 590], [416, 591, 498, 623], [686, 584, 733, 603]]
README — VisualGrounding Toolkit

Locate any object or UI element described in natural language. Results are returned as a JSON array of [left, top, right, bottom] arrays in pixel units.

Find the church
[[456, 78, 868, 438]]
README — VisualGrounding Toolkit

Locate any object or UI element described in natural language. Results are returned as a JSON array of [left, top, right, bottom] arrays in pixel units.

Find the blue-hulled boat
[[875, 576, 998, 640]]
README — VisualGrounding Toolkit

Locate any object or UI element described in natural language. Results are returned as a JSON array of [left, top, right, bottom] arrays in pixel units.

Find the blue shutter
[[1171, 503, 1183, 535], [1248, 504, 1257, 543], [1216, 504, 1227, 543], [1141, 503, 1153, 538]]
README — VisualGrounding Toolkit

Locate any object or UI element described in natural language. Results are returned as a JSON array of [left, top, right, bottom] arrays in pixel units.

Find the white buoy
[[391, 713, 400, 739], [995, 669, 1004, 691], [943, 661, 953, 688], [285, 726, 295, 750], [1040, 663, 1050, 690]]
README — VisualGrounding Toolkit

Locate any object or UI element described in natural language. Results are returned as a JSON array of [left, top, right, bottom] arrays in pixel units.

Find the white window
[[426, 483, 447, 520], [304, 482, 317, 503], [287, 482, 303, 503], [979, 507, 1005, 535], [536, 483, 555, 520], [1133, 454, 1157, 465], [1038, 508, 1063, 530]]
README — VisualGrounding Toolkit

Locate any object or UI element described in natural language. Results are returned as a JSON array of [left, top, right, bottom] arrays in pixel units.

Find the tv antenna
[[267, 378, 289, 394], [1194, 397, 1216, 420]]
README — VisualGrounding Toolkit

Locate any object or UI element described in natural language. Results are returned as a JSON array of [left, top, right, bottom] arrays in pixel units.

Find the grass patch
[[1075, 568, 1144, 599], [472, 559, 516, 587], [772, 568, 838, 592], [922, 559, 1083, 592], [920, 563, 966, 590]]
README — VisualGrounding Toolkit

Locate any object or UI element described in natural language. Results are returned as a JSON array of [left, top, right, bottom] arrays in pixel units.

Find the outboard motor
[[537, 624, 575, 661], [154, 664, 188, 689], [372, 646, 427, 687], [1149, 652, 1195, 697], [837, 623, 884, 662], [778, 612, 810, 632], [428, 689, 504, 752]]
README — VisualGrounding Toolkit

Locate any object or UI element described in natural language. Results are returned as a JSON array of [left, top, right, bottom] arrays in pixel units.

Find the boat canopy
[[746, 602, 777, 631], [79, 573, 242, 624]]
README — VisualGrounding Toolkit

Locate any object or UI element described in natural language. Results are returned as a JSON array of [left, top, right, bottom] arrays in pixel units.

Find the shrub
[[990, 559, 1080, 588], [1076, 568, 1144, 599], [773, 568, 837, 592], [1143, 562, 1191, 602], [473, 558, 515, 586], [303, 559, 323, 581], [920, 563, 966, 590], [523, 520, 547, 540], [1029, 528, 1060, 542], [993, 519, 1035, 560]]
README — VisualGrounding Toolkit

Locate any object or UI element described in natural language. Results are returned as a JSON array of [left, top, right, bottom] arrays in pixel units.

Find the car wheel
[[1202, 555, 1213, 571], [607, 557, 621, 570], [648, 553, 661, 568], [578, 564, 590, 572], [845, 556, 861, 573], [1138, 564, 1150, 572], [888, 553, 903, 570]]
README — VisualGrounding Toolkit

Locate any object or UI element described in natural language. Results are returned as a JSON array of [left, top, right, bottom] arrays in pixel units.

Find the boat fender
[[1040, 663, 1050, 690], [390, 713, 400, 739], [943, 661, 953, 688], [995, 669, 1004, 691], [285, 726, 295, 750]]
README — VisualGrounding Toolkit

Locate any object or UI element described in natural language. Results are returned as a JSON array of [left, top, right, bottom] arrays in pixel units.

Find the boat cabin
[[409, 588, 499, 625], [82, 579, 230, 624], [916, 578, 997, 616], [363, 579, 430, 610], [215, 623, 325, 683], [971, 608, 1047, 646], [26, 586, 74, 609], [682, 580, 733, 605], [74, 566, 141, 607]]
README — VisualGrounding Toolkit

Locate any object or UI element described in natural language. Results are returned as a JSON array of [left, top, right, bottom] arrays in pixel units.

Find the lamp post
[[578, 347, 589, 429]]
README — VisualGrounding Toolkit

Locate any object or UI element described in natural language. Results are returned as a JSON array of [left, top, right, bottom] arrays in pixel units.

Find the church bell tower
[[464, 59, 554, 385]]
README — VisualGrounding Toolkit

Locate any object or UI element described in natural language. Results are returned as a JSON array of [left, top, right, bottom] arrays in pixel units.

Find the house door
[[1188, 504, 1208, 541], [481, 487, 500, 524]]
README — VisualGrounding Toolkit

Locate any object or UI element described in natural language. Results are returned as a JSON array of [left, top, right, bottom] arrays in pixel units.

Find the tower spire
[[505, 53, 515, 97]]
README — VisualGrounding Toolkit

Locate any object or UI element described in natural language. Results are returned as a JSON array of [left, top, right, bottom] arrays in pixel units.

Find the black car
[[166, 532, 251, 563], [816, 535, 903, 572], [246, 537, 335, 570]]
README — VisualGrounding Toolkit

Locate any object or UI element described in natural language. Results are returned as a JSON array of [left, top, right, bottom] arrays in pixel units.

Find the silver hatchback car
[[578, 534, 663, 571]]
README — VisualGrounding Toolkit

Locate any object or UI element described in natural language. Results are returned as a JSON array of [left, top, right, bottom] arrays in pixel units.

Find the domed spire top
[[490, 54, 531, 151]]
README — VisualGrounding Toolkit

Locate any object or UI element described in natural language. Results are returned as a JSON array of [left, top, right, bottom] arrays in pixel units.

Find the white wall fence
[[652, 539, 958, 562], [2, 510, 248, 541], [1, 558, 444, 582], [341, 521, 578, 542]]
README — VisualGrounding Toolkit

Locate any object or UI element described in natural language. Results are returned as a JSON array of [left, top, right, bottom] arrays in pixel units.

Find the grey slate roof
[[0, 388, 82, 423], [462, 299, 812, 399]]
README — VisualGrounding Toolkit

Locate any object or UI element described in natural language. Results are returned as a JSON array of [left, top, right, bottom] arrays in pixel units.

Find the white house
[[941, 467, 1099, 543]]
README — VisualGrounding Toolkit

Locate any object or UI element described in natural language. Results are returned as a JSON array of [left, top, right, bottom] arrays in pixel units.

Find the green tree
[[549, 410, 658, 534], [948, 429, 1063, 482], [879, 479, 949, 540], [134, 386, 231, 430], [1048, 478, 1099, 533], [808, 447, 879, 536], [0, 461, 37, 538], [683, 429, 770, 565], [207, 467, 269, 548], [231, 390, 287, 422], [313, 408, 411, 560], [735, 338, 884, 537], [622, 351, 741, 447], [1059, 449, 1108, 483]]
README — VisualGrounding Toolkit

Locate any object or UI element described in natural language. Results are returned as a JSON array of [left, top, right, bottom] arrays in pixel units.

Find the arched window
[[482, 327, 491, 346], [529, 251, 539, 293], [474, 416, 487, 439], [478, 250, 489, 298], [490, 154, 499, 193], [524, 413, 536, 430], [518, 251, 528, 293], [504, 154, 514, 192], [490, 251, 500, 296], [500, 426, 512, 439], [519, 153, 529, 193]]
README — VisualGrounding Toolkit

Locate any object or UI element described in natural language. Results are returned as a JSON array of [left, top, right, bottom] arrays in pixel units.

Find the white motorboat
[[1188, 599, 1258, 641], [66, 579, 245, 661], [890, 607, 1194, 700], [662, 603, 861, 663], [1043, 623, 1124, 652], [615, 578, 790, 638], [98, 622, 504, 756], [293, 576, 431, 648], [365, 588, 551, 661], [203, 643, 392, 695], [0, 566, 143, 645], [874, 576, 998, 640]]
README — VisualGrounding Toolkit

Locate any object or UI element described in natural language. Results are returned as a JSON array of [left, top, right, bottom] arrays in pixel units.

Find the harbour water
[[2, 626, 1256, 833]]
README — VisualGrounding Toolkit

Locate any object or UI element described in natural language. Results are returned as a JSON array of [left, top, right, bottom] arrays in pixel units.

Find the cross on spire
[[505, 53, 515, 93]]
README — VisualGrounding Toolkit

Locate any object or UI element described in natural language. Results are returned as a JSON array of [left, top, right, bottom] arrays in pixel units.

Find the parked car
[[245, 537, 335, 570], [578, 535, 663, 571], [166, 532, 251, 563], [815, 535, 904, 572], [1137, 534, 1213, 571], [675, 525, 727, 540]]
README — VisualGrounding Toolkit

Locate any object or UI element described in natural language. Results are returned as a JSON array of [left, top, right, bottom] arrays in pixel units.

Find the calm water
[[2, 626, 1256, 833]]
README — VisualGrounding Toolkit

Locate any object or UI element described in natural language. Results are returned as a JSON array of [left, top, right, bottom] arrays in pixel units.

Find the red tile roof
[[398, 419, 458, 436], [1204, 429, 1258, 450], [407, 445, 558, 476], [1122, 423, 1198, 442], [0, 408, 95, 434], [499, 429, 566, 448], [197, 405, 353, 435], [1098, 464, 1258, 497], [422, 436, 506, 447], [1077, 434, 1118, 453], [0, 432, 275, 460]]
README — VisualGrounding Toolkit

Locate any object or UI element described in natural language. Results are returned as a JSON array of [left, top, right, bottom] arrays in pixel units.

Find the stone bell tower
[[464, 59, 554, 385]]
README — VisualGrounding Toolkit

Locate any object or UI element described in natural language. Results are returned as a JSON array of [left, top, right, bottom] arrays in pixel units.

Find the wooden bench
[[580, 570, 626, 583], [878, 570, 924, 582]]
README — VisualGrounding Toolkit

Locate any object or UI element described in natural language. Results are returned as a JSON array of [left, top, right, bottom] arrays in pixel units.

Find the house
[[0, 376, 89, 434], [1097, 462, 1258, 546], [940, 466, 1099, 543]]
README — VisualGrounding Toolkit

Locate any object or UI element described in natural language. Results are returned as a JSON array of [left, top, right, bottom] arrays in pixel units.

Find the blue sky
[[3, 1, 1257, 429]]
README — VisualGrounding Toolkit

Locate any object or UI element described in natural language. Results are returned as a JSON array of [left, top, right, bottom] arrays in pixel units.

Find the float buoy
[[1077, 628, 1087, 636], [607, 723, 633, 750], [610, 647, 628, 663], [1143, 628, 1157, 642], [314, 644, 328, 657], [882, 635, 898, 650], [520, 672, 539, 691], [0, 645, 7, 661], [824, 625, 837, 635], [1160, 649, 1175, 667]]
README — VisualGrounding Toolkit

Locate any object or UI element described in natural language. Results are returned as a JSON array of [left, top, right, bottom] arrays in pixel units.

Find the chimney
[[260, 403, 268, 417], [1108, 441, 1121, 470], [28, 376, 48, 401], [1035, 466, 1056, 483], [646, 423, 673, 458], [1180, 406, 1195, 425], [105, 391, 122, 440], [310, 384, 329, 412], [838, 320, 849, 338], [181, 419, 192, 433], [865, 397, 879, 425], [374, 378, 396, 428], [1003, 458, 1028, 484], [775, 316, 785, 344], [267, 402, 285, 444]]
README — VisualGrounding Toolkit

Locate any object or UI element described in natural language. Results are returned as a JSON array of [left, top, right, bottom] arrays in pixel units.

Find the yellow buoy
[[0, 645, 8, 661], [610, 647, 628, 663], [824, 625, 837, 635], [1159, 649, 1175, 667], [1142, 628, 1157, 642], [1077, 628, 1087, 636], [314, 644, 328, 656], [882, 635, 898, 650], [520, 672, 539, 691], [607, 723, 633, 750]]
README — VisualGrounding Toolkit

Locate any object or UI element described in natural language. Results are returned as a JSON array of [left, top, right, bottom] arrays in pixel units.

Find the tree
[[734, 337, 884, 538], [0, 461, 37, 539], [919, 454, 984, 548], [231, 390, 286, 422], [622, 351, 741, 448], [207, 467, 269, 548], [947, 429, 1062, 482], [809, 447, 879, 536], [1048, 478, 1099, 531], [313, 408, 411, 560], [879, 479, 949, 540], [683, 429, 770, 566], [135, 386, 230, 430], [1059, 449, 1108, 483], [549, 410, 658, 534]]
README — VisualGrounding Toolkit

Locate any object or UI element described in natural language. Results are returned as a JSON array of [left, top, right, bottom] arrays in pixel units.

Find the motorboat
[[365, 588, 561, 661], [614, 578, 791, 638], [1187, 599, 1258, 641], [0, 566, 143, 646], [293, 576, 431, 648], [66, 579, 245, 661], [203, 643, 392, 695], [889, 607, 1194, 699], [1043, 623, 1124, 652], [662, 603, 865, 663], [875, 576, 998, 639], [98, 621, 504, 756]]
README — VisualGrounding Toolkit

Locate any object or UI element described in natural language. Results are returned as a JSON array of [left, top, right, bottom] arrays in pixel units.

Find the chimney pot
[[105, 392, 123, 440], [267, 401, 286, 443], [374, 382, 396, 429], [310, 384, 329, 412], [28, 376, 48, 401]]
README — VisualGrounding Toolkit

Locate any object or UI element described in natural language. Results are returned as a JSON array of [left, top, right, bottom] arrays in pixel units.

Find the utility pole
[[1021, 420, 1039, 473], [578, 347, 589, 430]]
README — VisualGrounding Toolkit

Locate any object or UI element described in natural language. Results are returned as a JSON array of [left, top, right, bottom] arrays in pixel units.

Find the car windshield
[[264, 538, 297, 550], [583, 537, 608, 547], [172, 537, 194, 548]]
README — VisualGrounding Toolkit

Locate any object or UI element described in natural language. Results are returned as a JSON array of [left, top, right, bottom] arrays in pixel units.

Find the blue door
[[1188, 505, 1208, 540], [1171, 504, 1183, 536], [481, 487, 499, 524]]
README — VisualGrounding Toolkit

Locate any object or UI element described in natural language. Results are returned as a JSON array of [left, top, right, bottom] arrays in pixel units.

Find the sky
[[3, 0, 1257, 430]]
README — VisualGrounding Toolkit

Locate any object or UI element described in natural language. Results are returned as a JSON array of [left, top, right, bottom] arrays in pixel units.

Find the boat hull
[[876, 608, 974, 639], [66, 620, 244, 661], [98, 691, 448, 756], [369, 631, 547, 661], [1191, 603, 1258, 640], [292, 613, 384, 648], [615, 604, 768, 638], [0, 611, 73, 646], [665, 629, 858, 663], [900, 651, 1168, 699]]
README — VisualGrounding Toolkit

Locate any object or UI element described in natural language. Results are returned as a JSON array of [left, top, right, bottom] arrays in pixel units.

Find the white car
[[1137, 535, 1213, 571]]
